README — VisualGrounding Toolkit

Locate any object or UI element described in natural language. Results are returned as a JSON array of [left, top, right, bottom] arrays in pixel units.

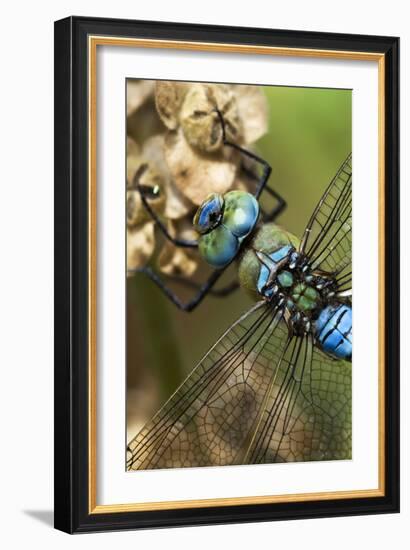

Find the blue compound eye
[[222, 191, 259, 239], [193, 193, 224, 234], [198, 225, 239, 268]]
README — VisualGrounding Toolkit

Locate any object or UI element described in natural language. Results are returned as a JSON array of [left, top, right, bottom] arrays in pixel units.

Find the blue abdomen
[[315, 304, 352, 360]]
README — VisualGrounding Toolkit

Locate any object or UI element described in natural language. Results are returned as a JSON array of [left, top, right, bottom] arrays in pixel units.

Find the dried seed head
[[126, 137, 141, 184], [126, 137, 166, 228], [234, 85, 268, 144], [126, 168, 165, 227], [164, 128, 237, 205], [158, 220, 199, 277], [127, 80, 270, 277], [179, 84, 243, 153], [155, 81, 189, 130], [127, 221, 156, 274], [142, 135, 192, 220], [127, 80, 155, 116]]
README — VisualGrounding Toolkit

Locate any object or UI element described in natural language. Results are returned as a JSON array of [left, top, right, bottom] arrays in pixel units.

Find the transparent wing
[[247, 336, 352, 464], [300, 154, 352, 291], [127, 301, 289, 470]]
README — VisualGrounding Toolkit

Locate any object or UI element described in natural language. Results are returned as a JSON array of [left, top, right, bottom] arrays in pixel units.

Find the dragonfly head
[[194, 190, 260, 268], [193, 193, 224, 235]]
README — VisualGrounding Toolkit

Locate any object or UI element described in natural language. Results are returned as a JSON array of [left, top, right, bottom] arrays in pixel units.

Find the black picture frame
[[54, 16, 400, 533]]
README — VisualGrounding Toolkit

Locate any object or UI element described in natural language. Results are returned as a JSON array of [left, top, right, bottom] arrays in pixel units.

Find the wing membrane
[[246, 334, 312, 463], [127, 156, 353, 471], [300, 154, 352, 290], [247, 339, 352, 464], [127, 301, 289, 470], [127, 307, 352, 470]]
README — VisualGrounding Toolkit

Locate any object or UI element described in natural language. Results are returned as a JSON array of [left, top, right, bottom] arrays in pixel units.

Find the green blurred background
[[127, 85, 352, 442]]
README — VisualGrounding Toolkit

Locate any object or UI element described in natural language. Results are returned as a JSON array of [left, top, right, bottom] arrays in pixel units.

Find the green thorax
[[291, 283, 319, 311], [238, 223, 299, 300]]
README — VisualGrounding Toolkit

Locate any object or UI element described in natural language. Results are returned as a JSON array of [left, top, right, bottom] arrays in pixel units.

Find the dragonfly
[[127, 122, 352, 470]]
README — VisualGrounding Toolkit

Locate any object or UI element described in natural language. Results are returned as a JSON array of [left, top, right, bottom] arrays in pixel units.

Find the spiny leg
[[215, 108, 286, 219], [128, 120, 283, 309], [169, 274, 239, 298], [261, 185, 287, 222], [129, 266, 227, 312], [129, 166, 234, 309], [216, 109, 277, 200], [242, 163, 287, 222]]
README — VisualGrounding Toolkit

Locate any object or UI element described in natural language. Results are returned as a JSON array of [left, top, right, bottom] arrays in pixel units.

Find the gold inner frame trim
[[88, 35, 386, 514]]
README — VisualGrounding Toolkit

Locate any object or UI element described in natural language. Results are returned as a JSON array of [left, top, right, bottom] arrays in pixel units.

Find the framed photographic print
[[54, 16, 400, 533]]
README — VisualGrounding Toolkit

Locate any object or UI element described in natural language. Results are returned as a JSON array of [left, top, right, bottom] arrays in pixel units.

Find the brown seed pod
[[234, 85, 268, 144], [157, 219, 199, 277], [164, 128, 238, 205], [179, 84, 243, 153], [127, 80, 155, 116], [142, 135, 192, 220], [155, 81, 189, 130], [126, 137, 141, 185], [126, 169, 164, 228], [127, 221, 156, 274]]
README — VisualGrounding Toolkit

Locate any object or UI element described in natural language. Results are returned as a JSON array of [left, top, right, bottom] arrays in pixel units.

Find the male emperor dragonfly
[[127, 122, 352, 470]]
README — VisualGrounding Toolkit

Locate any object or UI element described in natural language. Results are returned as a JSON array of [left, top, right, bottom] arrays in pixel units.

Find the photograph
[[0, 0, 405, 545], [125, 79, 352, 471], [53, 16, 399, 533]]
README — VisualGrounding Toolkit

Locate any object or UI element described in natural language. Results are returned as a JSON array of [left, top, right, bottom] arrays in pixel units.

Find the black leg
[[169, 275, 239, 298], [261, 184, 287, 222], [130, 166, 198, 249], [130, 266, 226, 312], [128, 113, 285, 312], [241, 163, 287, 222], [129, 164, 232, 309], [215, 109, 272, 200], [215, 108, 287, 221]]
